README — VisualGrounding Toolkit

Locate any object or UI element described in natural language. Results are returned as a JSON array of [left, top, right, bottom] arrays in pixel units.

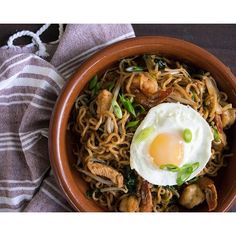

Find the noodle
[[69, 55, 236, 212]]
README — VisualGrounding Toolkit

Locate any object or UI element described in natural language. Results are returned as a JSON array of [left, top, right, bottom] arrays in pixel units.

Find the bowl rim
[[49, 36, 236, 212]]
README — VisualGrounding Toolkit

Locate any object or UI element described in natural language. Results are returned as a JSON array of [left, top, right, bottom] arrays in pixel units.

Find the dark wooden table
[[0, 24, 235, 211], [0, 24, 235, 75]]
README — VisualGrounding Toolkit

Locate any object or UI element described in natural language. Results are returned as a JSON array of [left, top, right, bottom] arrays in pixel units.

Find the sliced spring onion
[[112, 100, 122, 119], [107, 81, 115, 91], [160, 164, 179, 172], [176, 162, 200, 186], [126, 120, 140, 129], [89, 75, 98, 89], [213, 127, 220, 142], [161, 161, 200, 186], [191, 162, 200, 171], [176, 167, 193, 186], [91, 82, 101, 97], [119, 94, 136, 117], [125, 66, 144, 72], [183, 128, 192, 143], [134, 126, 154, 143], [181, 162, 200, 172]]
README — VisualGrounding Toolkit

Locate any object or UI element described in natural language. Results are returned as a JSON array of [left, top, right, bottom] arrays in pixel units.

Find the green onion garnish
[[119, 94, 136, 117], [160, 162, 200, 186], [89, 75, 101, 97], [134, 126, 154, 143], [89, 75, 98, 89], [176, 162, 200, 186], [91, 82, 101, 97], [160, 164, 179, 172], [183, 128, 192, 143], [126, 120, 140, 129], [176, 167, 193, 186], [126, 66, 144, 72], [213, 127, 220, 142], [112, 100, 122, 119], [106, 81, 115, 92], [191, 162, 200, 171]]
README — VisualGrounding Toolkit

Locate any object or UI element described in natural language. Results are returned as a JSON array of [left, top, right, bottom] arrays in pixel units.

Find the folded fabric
[[0, 24, 135, 212]]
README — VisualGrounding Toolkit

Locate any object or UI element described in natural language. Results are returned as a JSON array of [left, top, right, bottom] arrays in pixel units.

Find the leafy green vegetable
[[154, 58, 167, 70], [89, 75, 101, 97], [123, 166, 137, 194], [119, 94, 136, 117], [187, 66, 205, 76], [86, 188, 101, 198], [183, 128, 192, 143], [112, 100, 122, 119], [160, 164, 179, 172], [89, 75, 98, 89], [213, 127, 220, 142], [133, 103, 145, 115], [134, 126, 154, 143], [125, 66, 144, 72], [86, 189, 93, 198], [126, 120, 140, 129]]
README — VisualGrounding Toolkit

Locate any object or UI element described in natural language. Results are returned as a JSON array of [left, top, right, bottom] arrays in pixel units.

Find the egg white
[[130, 103, 214, 186]]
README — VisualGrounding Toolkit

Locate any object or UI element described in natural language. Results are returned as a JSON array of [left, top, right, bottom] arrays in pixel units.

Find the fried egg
[[130, 103, 214, 186]]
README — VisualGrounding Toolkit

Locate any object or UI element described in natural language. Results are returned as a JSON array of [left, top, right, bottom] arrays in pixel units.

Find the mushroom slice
[[198, 177, 218, 212], [140, 181, 153, 212]]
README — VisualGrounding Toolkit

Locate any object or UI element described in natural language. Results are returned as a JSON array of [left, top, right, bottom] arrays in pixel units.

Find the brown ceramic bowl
[[49, 36, 236, 212]]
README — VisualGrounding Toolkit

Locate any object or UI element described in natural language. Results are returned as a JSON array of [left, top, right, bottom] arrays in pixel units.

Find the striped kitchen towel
[[0, 24, 135, 212]]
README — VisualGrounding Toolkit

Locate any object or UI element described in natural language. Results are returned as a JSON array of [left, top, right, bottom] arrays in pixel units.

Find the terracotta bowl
[[49, 36, 236, 212]]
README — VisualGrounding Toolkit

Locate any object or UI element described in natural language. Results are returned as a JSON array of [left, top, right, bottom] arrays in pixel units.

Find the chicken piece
[[119, 195, 139, 212], [140, 181, 153, 212], [96, 89, 113, 117], [131, 73, 158, 95], [198, 177, 218, 212], [87, 162, 123, 188], [179, 184, 205, 209], [221, 109, 236, 129]]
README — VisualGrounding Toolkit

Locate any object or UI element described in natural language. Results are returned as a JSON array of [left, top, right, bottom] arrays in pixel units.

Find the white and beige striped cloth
[[0, 24, 135, 211]]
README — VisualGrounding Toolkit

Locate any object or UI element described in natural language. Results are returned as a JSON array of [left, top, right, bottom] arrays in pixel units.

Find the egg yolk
[[149, 133, 184, 167]]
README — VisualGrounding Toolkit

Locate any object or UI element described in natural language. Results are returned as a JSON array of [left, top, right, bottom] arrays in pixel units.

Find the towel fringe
[[6, 24, 64, 58]]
